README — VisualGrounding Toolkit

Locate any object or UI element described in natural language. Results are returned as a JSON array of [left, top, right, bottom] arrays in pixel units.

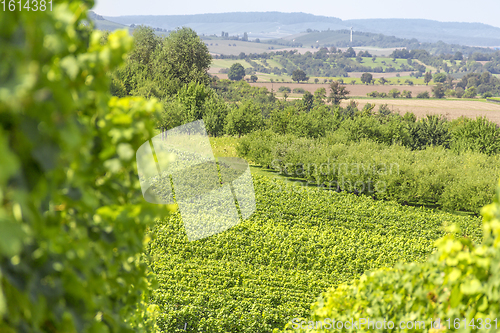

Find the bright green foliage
[[402, 90, 412, 98], [128, 26, 161, 66], [433, 72, 447, 83], [153, 27, 211, 96], [314, 88, 327, 104], [148, 175, 482, 332], [327, 81, 350, 105], [407, 115, 451, 150], [298, 179, 500, 333], [267, 105, 340, 138], [0, 3, 171, 331], [158, 82, 228, 136], [450, 117, 500, 155], [238, 132, 500, 213], [225, 100, 265, 137], [464, 86, 478, 98], [388, 89, 401, 98], [112, 26, 211, 99]]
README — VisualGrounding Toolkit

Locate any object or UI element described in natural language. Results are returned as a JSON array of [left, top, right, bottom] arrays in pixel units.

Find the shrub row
[[237, 131, 500, 213]]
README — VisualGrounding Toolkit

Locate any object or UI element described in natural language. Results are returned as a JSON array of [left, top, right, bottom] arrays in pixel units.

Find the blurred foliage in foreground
[[0, 1, 171, 332]]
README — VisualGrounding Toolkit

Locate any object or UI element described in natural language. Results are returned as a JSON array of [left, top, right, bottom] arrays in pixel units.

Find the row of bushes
[[367, 89, 414, 98], [278, 86, 306, 94], [237, 131, 500, 213], [266, 105, 500, 155]]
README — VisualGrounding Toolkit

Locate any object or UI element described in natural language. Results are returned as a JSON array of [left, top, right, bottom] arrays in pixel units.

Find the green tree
[[302, 91, 314, 111], [0, 5, 170, 332], [128, 25, 161, 66], [344, 47, 356, 57], [432, 83, 446, 98], [389, 88, 401, 98], [402, 90, 412, 98], [433, 72, 447, 83], [417, 91, 430, 98], [328, 81, 350, 105], [225, 101, 263, 137], [463, 86, 478, 98], [314, 88, 327, 104], [292, 69, 309, 83], [228, 63, 246, 81], [424, 71, 433, 85], [150, 27, 212, 97], [202, 92, 229, 137], [454, 51, 463, 60], [250, 74, 258, 82], [361, 72, 373, 85], [378, 77, 388, 85]]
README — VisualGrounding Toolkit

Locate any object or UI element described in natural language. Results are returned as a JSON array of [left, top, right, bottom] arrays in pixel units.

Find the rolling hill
[[100, 11, 500, 47]]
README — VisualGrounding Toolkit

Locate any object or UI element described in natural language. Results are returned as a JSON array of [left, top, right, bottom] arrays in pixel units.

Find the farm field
[[150, 174, 483, 332], [340, 98, 500, 124]]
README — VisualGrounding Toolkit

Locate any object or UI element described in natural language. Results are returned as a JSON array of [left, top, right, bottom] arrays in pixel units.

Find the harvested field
[[340, 99, 500, 125]]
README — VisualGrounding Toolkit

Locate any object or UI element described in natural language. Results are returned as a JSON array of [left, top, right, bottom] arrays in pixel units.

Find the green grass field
[[266, 58, 284, 69], [347, 57, 409, 70]]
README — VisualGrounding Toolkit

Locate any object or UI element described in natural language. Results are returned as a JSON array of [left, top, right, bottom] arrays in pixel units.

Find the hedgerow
[[237, 131, 500, 213]]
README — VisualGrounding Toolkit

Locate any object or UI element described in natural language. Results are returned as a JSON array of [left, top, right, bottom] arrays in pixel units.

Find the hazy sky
[[93, 0, 500, 28]]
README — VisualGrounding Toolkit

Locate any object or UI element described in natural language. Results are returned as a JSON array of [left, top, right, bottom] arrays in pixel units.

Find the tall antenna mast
[[350, 27, 353, 43]]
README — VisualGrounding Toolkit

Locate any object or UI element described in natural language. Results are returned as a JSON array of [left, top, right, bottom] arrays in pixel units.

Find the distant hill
[[346, 19, 500, 47], [101, 11, 500, 47], [88, 11, 130, 31]]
